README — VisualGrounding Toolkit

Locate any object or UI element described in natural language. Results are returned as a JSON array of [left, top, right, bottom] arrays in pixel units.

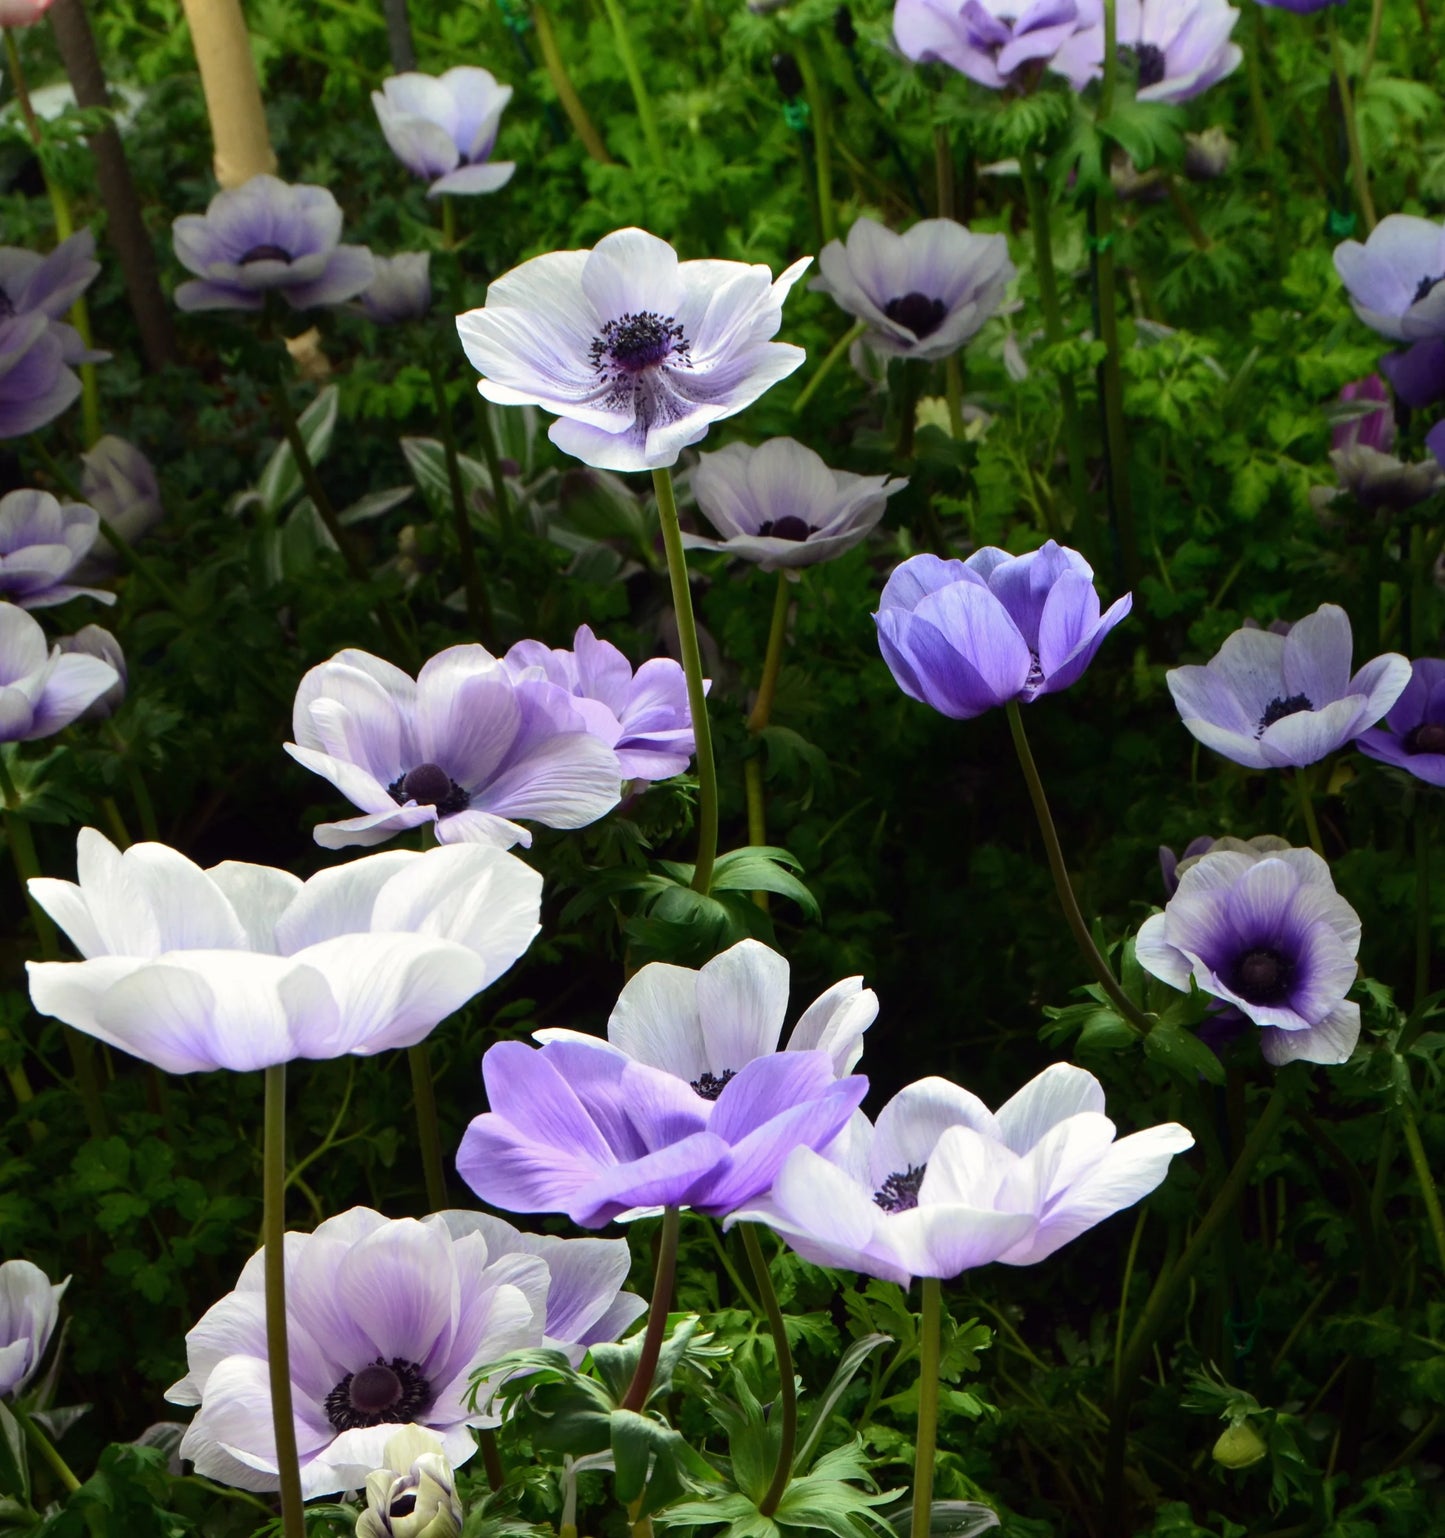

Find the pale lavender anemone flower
[[893, 0, 1086, 89], [0, 314, 80, 439], [0, 490, 112, 609], [167, 1207, 637, 1495], [502, 625, 696, 782], [26, 830, 542, 1073], [57, 626, 127, 721], [287, 645, 624, 849], [0, 603, 119, 742], [456, 228, 811, 473], [1167, 604, 1409, 769], [875, 542, 1131, 720], [811, 217, 1014, 362], [80, 436, 163, 547], [1334, 215, 1445, 344], [0, 229, 108, 364], [172, 176, 375, 314], [0, 1259, 68, 1398], [372, 68, 515, 198], [684, 438, 906, 571], [357, 253, 432, 326], [1355, 658, 1445, 788], [1051, 0, 1243, 104], [1136, 843, 1362, 1065], [728, 1065, 1193, 1284]]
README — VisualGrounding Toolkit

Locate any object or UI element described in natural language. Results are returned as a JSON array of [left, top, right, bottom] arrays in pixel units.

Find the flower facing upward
[[1051, 0, 1243, 104], [0, 603, 120, 743], [1334, 215, 1445, 343], [455, 228, 812, 473], [358, 253, 433, 326], [0, 489, 111, 609], [0, 314, 79, 439], [728, 1066, 1193, 1284], [372, 69, 515, 198], [1166, 604, 1410, 769], [172, 176, 375, 313], [1355, 658, 1445, 788], [0, 1259, 68, 1398], [1136, 844, 1362, 1065], [811, 217, 1014, 362], [875, 542, 1131, 719], [0, 230, 108, 364], [892, 0, 1086, 90], [685, 438, 906, 570]]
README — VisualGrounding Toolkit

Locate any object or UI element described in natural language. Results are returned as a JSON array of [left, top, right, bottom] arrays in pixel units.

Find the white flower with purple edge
[[372, 68, 515, 198], [0, 489, 112, 609], [0, 602, 120, 743], [79, 435, 163, 553], [1355, 657, 1445, 788], [0, 229, 108, 364], [0, 1258, 68, 1398]]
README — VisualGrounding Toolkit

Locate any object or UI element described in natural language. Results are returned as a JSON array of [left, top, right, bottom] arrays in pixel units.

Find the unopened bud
[[356, 1427, 463, 1538], [1212, 1421, 1267, 1469]]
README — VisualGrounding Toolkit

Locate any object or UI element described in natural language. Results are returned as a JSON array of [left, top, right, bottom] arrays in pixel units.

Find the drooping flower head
[[456, 228, 811, 472], [372, 69, 515, 198], [287, 644, 625, 849], [0, 229, 107, 364], [357, 253, 433, 326], [811, 217, 1014, 362], [1354, 657, 1445, 787], [1051, 0, 1243, 104], [57, 625, 127, 721], [0, 1259, 68, 1398], [1136, 843, 1362, 1065], [357, 1426, 463, 1538], [0, 602, 120, 742], [876, 542, 1132, 720], [728, 1066, 1193, 1283], [893, 0, 1086, 90], [0, 489, 111, 609], [80, 436, 163, 551], [1166, 604, 1410, 769], [684, 438, 906, 570], [0, 314, 80, 439], [172, 176, 375, 313]]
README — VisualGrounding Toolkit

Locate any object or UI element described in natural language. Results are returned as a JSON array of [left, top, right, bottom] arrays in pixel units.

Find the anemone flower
[[875, 542, 1131, 719], [502, 625, 696, 781], [810, 217, 1014, 362], [0, 314, 80, 439], [0, 1259, 68, 1398], [0, 229, 108, 364], [1355, 657, 1445, 787], [57, 626, 126, 721], [1051, 0, 1243, 104], [357, 1426, 462, 1538], [167, 1207, 624, 1495], [455, 228, 811, 473], [372, 69, 515, 198], [1166, 604, 1409, 769], [1334, 215, 1445, 344], [79, 436, 163, 553], [0, 602, 119, 742], [727, 1065, 1193, 1283], [684, 438, 906, 570], [172, 176, 375, 314], [357, 253, 432, 326], [1314, 378, 1445, 513], [0, 489, 111, 609], [892, 0, 1087, 90], [1136, 843, 1361, 1065], [287, 644, 624, 849], [26, 830, 542, 1073]]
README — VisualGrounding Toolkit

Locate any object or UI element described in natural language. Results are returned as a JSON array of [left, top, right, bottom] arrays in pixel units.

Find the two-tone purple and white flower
[[0, 1258, 68, 1399], [1355, 657, 1445, 787], [372, 68, 515, 198], [0, 229, 107, 364], [0, 313, 80, 440], [0, 603, 120, 742], [893, 0, 1086, 90], [1051, 0, 1243, 104], [0, 489, 112, 609], [356, 253, 433, 326]]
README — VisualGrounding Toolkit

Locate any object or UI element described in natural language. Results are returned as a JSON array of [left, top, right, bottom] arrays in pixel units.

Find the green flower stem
[[620, 1206, 682, 1412], [1164, 178, 1210, 251], [895, 359, 922, 460], [1401, 1102, 1445, 1274], [1416, 804, 1432, 1010], [599, 0, 663, 165], [12, 1404, 80, 1495], [479, 1428, 506, 1491], [1292, 768, 1325, 859], [1103, 1080, 1292, 1534], [1245, 9, 1275, 158], [793, 320, 866, 415], [441, 196, 457, 252], [933, 123, 955, 219], [1328, 13, 1376, 233], [944, 355, 966, 440], [472, 395, 516, 544], [427, 353, 494, 645], [532, 2, 613, 164], [653, 468, 717, 894], [740, 1224, 797, 1516], [744, 572, 791, 907], [1004, 703, 1151, 1033], [793, 43, 836, 245], [263, 1063, 307, 1538], [1361, 0, 1386, 85], [1111, 1207, 1147, 1401], [408, 1042, 449, 1212], [911, 1276, 942, 1538]]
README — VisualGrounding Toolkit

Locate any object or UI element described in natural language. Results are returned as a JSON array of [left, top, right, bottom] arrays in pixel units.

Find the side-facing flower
[[372, 69, 515, 198], [1334, 215, 1445, 343], [685, 438, 906, 570], [1166, 604, 1409, 769], [456, 228, 811, 473], [357, 1426, 462, 1538], [80, 436, 163, 552], [26, 830, 543, 1073], [502, 625, 695, 782], [1355, 657, 1445, 787], [172, 176, 375, 313], [1315, 380, 1445, 513], [811, 217, 1014, 362], [875, 542, 1131, 719], [0, 602, 119, 742], [287, 644, 624, 848], [57, 625, 127, 720], [1160, 833, 1288, 896], [1136, 843, 1361, 1065], [0, 489, 111, 608], [893, 0, 1086, 90], [0, 1259, 68, 1398], [357, 253, 433, 326], [0, 229, 107, 363], [1051, 0, 1243, 104], [0, 314, 80, 439], [728, 1065, 1193, 1283]]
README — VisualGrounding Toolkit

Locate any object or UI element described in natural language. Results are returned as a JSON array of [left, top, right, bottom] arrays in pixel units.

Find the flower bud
[[1184, 127, 1234, 181], [79, 436, 163, 553], [57, 625, 128, 720], [357, 253, 432, 326], [356, 1426, 463, 1538], [1212, 1421, 1267, 1469]]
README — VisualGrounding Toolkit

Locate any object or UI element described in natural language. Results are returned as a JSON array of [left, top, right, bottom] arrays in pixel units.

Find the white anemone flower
[[0, 1259, 68, 1398]]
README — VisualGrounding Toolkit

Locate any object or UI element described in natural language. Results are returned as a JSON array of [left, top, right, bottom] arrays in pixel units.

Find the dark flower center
[[691, 1069, 735, 1101], [387, 762, 471, 816], [1119, 42, 1167, 89], [756, 515, 813, 542], [1256, 694, 1313, 736], [238, 243, 294, 266], [874, 1163, 926, 1213], [1413, 273, 1445, 306], [1405, 722, 1445, 755], [324, 1357, 433, 1432], [1230, 947, 1293, 1006], [590, 312, 690, 377], [391, 1494, 418, 1519], [883, 292, 947, 342]]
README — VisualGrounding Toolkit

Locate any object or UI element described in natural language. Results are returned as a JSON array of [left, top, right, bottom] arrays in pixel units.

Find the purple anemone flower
[[1355, 658, 1445, 787], [1167, 604, 1410, 769], [811, 217, 1014, 362], [356, 252, 432, 326], [0, 313, 80, 439], [1333, 376, 1394, 454], [1136, 843, 1362, 1065], [1051, 0, 1243, 104], [172, 176, 375, 314], [372, 69, 515, 198], [287, 644, 624, 849], [0, 603, 119, 742], [502, 625, 696, 783], [684, 438, 906, 570], [0, 1259, 68, 1399], [1334, 215, 1445, 344], [0, 489, 112, 609], [728, 1065, 1193, 1284], [875, 542, 1131, 720], [80, 435, 163, 546], [167, 1206, 636, 1495], [0, 229, 107, 364], [893, 0, 1086, 90], [455, 228, 811, 473], [1380, 339, 1445, 410]]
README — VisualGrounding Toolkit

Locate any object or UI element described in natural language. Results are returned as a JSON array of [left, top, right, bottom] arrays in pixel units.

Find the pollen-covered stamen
[[874, 1163, 926, 1213], [756, 515, 813, 541], [691, 1069, 736, 1101], [1119, 42, 1167, 89], [1405, 722, 1445, 755], [1230, 947, 1293, 1006], [883, 292, 947, 342], [1414, 273, 1445, 306], [238, 243, 294, 265], [387, 762, 471, 817], [1256, 693, 1313, 736], [324, 1357, 434, 1432], [590, 312, 691, 377]]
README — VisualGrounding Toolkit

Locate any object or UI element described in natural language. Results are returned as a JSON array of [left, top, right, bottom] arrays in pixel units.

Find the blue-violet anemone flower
[[892, 0, 1086, 90], [1355, 657, 1445, 787], [0, 602, 119, 742], [0, 313, 80, 439], [1051, 0, 1243, 104], [372, 68, 515, 198], [0, 489, 111, 609], [56, 625, 127, 721], [0, 229, 108, 364], [1334, 214, 1445, 344], [0, 1259, 67, 1398]]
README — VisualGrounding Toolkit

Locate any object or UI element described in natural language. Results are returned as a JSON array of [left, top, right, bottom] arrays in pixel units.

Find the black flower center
[[0, 284, 13, 319], [390, 1493, 418, 1519], [1119, 42, 1167, 89], [387, 762, 471, 816], [590, 312, 690, 377], [756, 515, 813, 542], [324, 1357, 433, 1432], [1230, 947, 1293, 1006], [883, 292, 947, 342], [1256, 694, 1313, 736], [874, 1163, 926, 1213], [238, 243, 293, 266], [1413, 273, 1445, 306], [1405, 722, 1445, 755], [691, 1069, 736, 1101]]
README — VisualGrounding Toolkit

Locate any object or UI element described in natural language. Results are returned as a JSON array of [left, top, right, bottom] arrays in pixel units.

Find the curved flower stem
[[1361, 0, 1386, 86], [427, 353, 494, 645], [1292, 768, 1325, 858], [262, 1063, 306, 1538], [911, 1276, 942, 1538], [793, 321, 866, 415], [1111, 1207, 1147, 1401], [599, 0, 663, 166], [479, 1428, 506, 1491], [620, 1206, 682, 1413], [1401, 1101, 1445, 1273], [1004, 703, 1150, 1033], [532, 3, 613, 164], [1245, 10, 1275, 158], [740, 1224, 796, 1515], [794, 42, 836, 245], [653, 469, 717, 894], [12, 1404, 80, 1494], [1328, 13, 1376, 233], [1416, 805, 1432, 1009], [944, 355, 966, 440], [408, 1043, 449, 1212], [745, 573, 792, 908]]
